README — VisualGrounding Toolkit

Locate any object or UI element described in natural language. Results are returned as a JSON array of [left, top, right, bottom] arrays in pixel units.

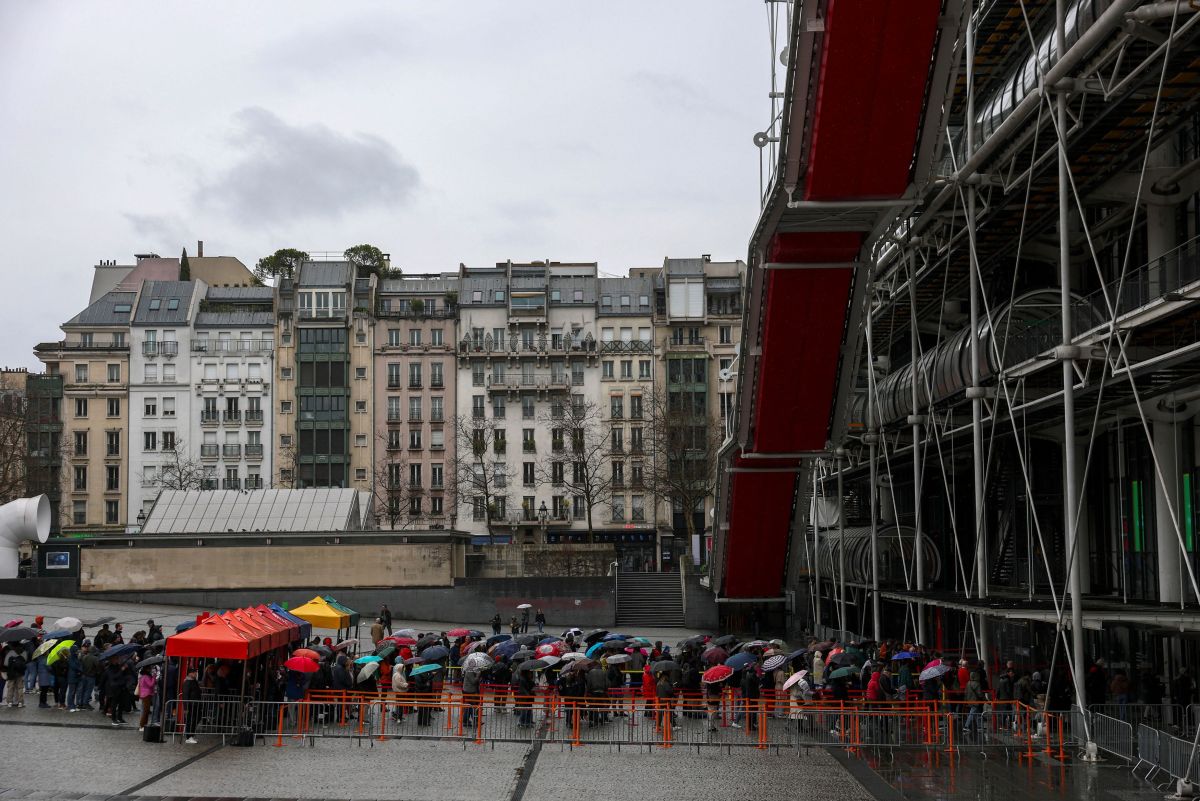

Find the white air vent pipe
[[0, 495, 50, 578]]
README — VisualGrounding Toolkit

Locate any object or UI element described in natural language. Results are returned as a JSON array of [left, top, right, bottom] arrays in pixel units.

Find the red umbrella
[[447, 628, 471, 638], [703, 665, 734, 684], [292, 648, 322, 661], [535, 643, 558, 657], [383, 636, 417, 647], [284, 656, 319, 673], [702, 646, 728, 665]]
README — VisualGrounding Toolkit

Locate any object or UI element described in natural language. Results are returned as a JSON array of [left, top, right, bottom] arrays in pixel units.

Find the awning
[[165, 614, 264, 660], [266, 603, 311, 641], [257, 605, 302, 643], [322, 595, 360, 628], [290, 596, 350, 630]]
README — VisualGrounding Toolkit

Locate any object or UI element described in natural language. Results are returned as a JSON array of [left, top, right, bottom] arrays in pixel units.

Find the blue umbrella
[[420, 645, 449, 662], [410, 663, 444, 677], [42, 629, 72, 640], [402, 656, 426, 666], [485, 634, 511, 647], [492, 641, 520, 659], [99, 642, 140, 661], [787, 648, 808, 661], [538, 636, 562, 645], [725, 652, 757, 671], [602, 633, 628, 641], [355, 654, 382, 664], [175, 620, 197, 633], [891, 651, 917, 661], [586, 642, 605, 658]]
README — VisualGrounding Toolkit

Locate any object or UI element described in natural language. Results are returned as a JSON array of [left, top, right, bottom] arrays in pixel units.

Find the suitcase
[[142, 723, 162, 743], [231, 725, 254, 747]]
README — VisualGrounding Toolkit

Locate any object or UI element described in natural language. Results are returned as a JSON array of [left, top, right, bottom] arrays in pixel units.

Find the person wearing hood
[[641, 664, 656, 718], [462, 667, 482, 727], [811, 651, 825, 687], [963, 670, 985, 737], [390, 662, 408, 722]]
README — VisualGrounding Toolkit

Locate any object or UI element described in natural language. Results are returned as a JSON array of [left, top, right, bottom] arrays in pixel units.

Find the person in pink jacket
[[137, 667, 157, 731]]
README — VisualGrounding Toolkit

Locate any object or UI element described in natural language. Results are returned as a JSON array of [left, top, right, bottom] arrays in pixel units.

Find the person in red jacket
[[641, 665, 656, 718]]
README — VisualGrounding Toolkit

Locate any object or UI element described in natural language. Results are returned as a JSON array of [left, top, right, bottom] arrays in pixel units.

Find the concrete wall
[[682, 572, 719, 630], [467, 543, 615, 578], [79, 542, 457, 592]]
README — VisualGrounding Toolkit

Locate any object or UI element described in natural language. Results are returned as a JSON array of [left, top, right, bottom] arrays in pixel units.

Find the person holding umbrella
[[3, 642, 26, 707], [520, 606, 530, 634]]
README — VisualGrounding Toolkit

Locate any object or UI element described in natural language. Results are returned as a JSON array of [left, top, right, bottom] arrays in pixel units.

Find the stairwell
[[615, 571, 685, 627]]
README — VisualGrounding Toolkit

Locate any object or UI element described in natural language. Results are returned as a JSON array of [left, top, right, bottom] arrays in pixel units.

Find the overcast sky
[[0, 2, 766, 370]]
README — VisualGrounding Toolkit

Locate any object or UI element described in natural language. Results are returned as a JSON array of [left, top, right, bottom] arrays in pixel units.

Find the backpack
[[9, 653, 27, 676]]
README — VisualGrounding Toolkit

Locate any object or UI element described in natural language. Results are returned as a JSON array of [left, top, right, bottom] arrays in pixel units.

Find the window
[[162, 397, 175, 417], [430, 428, 444, 449], [719, 325, 732, 344], [388, 429, 402, 450], [144, 398, 157, 417], [72, 500, 86, 525], [473, 498, 485, 521], [167, 298, 179, 311], [281, 367, 293, 380], [522, 428, 536, 452], [143, 364, 157, 383], [280, 434, 292, 447], [409, 496, 422, 516], [387, 363, 401, 387], [601, 295, 612, 309], [113, 332, 126, 346], [74, 431, 87, 456], [162, 431, 175, 451], [144, 431, 157, 451], [610, 395, 624, 419], [431, 329, 443, 346], [494, 290, 505, 302], [620, 360, 633, 379], [639, 360, 651, 379], [355, 434, 367, 447], [573, 496, 585, 520], [492, 395, 506, 418], [105, 500, 119, 525], [409, 463, 422, 487], [106, 398, 119, 417], [611, 496, 625, 522], [431, 464, 444, 488], [409, 329, 422, 346], [522, 396, 535, 420], [573, 289, 584, 302], [106, 431, 120, 457], [281, 400, 292, 413], [630, 395, 643, 419], [631, 426, 644, 453], [75, 398, 88, 417], [409, 363, 422, 387], [472, 363, 485, 387], [409, 429, 423, 449], [551, 461, 564, 485], [631, 461, 644, 486], [226, 363, 239, 381], [355, 400, 367, 413], [632, 495, 645, 522], [149, 298, 161, 311], [494, 465, 507, 491], [602, 361, 614, 379], [472, 395, 485, 418], [355, 367, 366, 380], [409, 396, 422, 420], [106, 363, 119, 383], [612, 461, 624, 485], [523, 462, 536, 486], [73, 465, 87, 491], [472, 290, 483, 302], [639, 295, 650, 309], [431, 362, 444, 387], [430, 496, 443, 515], [106, 465, 119, 491], [388, 329, 402, 347], [80, 332, 94, 347]]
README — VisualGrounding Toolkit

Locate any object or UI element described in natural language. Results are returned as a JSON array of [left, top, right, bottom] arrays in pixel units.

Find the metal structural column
[[837, 450, 847, 641], [908, 255, 928, 646], [813, 468, 823, 633], [866, 287, 882, 642], [1153, 418, 1183, 604]]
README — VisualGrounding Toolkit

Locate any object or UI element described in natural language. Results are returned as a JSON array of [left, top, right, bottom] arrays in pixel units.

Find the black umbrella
[[402, 656, 426, 666], [136, 654, 164, 669], [584, 629, 608, 645], [80, 616, 116, 627], [513, 634, 540, 646], [99, 642, 140, 661], [827, 652, 855, 667], [518, 658, 550, 672], [485, 634, 511, 647], [175, 620, 197, 633], [603, 640, 627, 651], [509, 649, 536, 662], [653, 660, 680, 673], [0, 627, 36, 643], [712, 635, 739, 648], [467, 629, 485, 638], [678, 635, 707, 649], [311, 644, 333, 657], [416, 634, 440, 650], [420, 645, 449, 662]]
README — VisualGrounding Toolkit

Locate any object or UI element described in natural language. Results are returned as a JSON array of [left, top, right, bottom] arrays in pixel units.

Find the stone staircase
[[616, 571, 684, 627]]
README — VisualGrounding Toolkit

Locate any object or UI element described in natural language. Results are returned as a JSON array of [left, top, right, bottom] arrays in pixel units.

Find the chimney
[[197, 240, 204, 257], [701, 254, 711, 262]]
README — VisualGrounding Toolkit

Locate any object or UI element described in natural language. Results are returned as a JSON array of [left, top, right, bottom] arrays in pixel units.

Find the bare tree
[[644, 388, 723, 546], [0, 387, 28, 505], [274, 439, 299, 488], [449, 414, 511, 543], [372, 433, 420, 530], [537, 397, 612, 543], [155, 439, 208, 490]]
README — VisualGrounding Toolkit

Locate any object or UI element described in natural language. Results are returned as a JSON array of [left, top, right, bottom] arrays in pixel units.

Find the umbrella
[[310, 644, 333, 657], [136, 654, 165, 669], [563, 658, 598, 673], [332, 639, 358, 652], [420, 645, 450, 662], [42, 629, 72, 640], [356, 662, 380, 683], [891, 651, 917, 661], [602, 633, 628, 641], [463, 640, 487, 654], [175, 621, 196, 633], [486, 634, 511, 647], [585, 642, 605, 658], [811, 641, 836, 653], [292, 648, 322, 661], [416, 634, 440, 650], [467, 630, 485, 638], [561, 628, 583, 639], [32, 639, 60, 659], [787, 648, 808, 662], [679, 635, 707, 648], [99, 642, 140, 661], [402, 656, 426, 666], [517, 603, 533, 610], [4, 618, 22, 628], [0, 627, 36, 643], [384, 636, 418, 647], [394, 628, 419, 639], [827, 652, 855, 667], [447, 628, 472, 638], [283, 656, 319, 673], [410, 663, 443, 677], [538, 636, 562, 645], [703, 665, 734, 684], [374, 643, 398, 661], [584, 629, 608, 645], [560, 652, 586, 661], [46, 640, 75, 665], [539, 655, 560, 667], [712, 635, 739, 648], [763, 654, 788, 672], [770, 639, 787, 650], [355, 654, 382, 664], [81, 616, 115, 627], [462, 652, 494, 672], [828, 666, 858, 680], [924, 657, 943, 668], [491, 641, 521, 659], [652, 660, 679, 673], [782, 670, 810, 691], [603, 640, 627, 651], [53, 617, 82, 632], [509, 649, 536, 662], [725, 652, 757, 671], [919, 664, 954, 682], [701, 646, 728, 665], [605, 653, 631, 665], [513, 634, 540, 646], [743, 640, 771, 650], [518, 658, 550, 672], [535, 643, 560, 658]]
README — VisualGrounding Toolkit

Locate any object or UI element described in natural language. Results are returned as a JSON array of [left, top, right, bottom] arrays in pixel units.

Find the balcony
[[245, 444, 264, 460], [552, 443, 564, 453], [200, 410, 220, 426], [36, 338, 128, 352], [387, 439, 403, 452], [376, 304, 456, 320], [223, 410, 241, 424], [599, 340, 653, 354], [388, 411, 404, 422], [431, 379, 445, 389], [297, 308, 347, 320], [409, 381, 422, 389], [663, 335, 706, 352], [409, 413, 423, 423], [245, 476, 264, 490], [201, 479, 218, 490], [472, 409, 485, 419], [486, 373, 570, 392], [222, 478, 241, 490], [141, 341, 179, 357], [222, 444, 241, 458], [245, 409, 264, 425], [387, 379, 403, 389], [493, 441, 507, 454], [191, 339, 274, 354], [430, 411, 444, 423], [522, 442, 536, 453], [200, 444, 219, 459]]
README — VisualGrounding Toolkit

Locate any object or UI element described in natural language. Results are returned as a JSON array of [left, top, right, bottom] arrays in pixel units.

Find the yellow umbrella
[[46, 639, 75, 665], [31, 638, 59, 660]]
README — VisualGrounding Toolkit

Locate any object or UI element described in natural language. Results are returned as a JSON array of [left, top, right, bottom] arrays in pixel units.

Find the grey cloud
[[194, 107, 419, 224], [123, 213, 191, 251], [628, 70, 734, 117]]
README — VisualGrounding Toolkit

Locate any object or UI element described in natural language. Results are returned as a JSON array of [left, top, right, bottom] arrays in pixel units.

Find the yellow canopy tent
[[289, 596, 349, 631]]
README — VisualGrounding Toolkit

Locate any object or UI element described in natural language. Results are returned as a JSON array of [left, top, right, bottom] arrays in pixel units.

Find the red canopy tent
[[254, 605, 300, 644], [165, 614, 266, 660]]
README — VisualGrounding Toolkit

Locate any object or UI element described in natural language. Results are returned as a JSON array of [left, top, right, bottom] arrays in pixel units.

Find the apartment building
[[34, 290, 137, 531], [374, 275, 458, 528], [272, 261, 375, 491], [188, 286, 275, 495], [127, 280, 205, 521]]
